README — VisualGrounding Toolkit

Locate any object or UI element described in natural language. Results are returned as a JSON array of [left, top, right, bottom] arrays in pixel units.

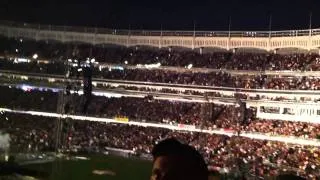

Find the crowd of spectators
[[84, 95, 203, 125], [96, 68, 320, 90], [1, 36, 320, 71], [244, 119, 320, 139], [96, 68, 266, 89], [2, 36, 320, 178], [265, 76, 320, 90], [2, 57, 320, 91], [1, 112, 320, 179], [1, 36, 320, 92], [2, 73, 314, 103], [0, 112, 55, 153], [1, 86, 320, 140], [0, 86, 58, 112]]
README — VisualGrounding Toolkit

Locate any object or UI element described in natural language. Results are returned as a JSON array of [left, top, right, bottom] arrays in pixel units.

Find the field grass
[[24, 154, 152, 180]]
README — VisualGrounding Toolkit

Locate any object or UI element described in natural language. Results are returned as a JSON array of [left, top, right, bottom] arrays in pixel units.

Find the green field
[[25, 155, 152, 180]]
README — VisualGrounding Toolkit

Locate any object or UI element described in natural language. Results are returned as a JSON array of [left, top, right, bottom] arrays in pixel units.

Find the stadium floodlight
[[124, 61, 128, 65], [187, 64, 193, 69], [32, 53, 38, 59]]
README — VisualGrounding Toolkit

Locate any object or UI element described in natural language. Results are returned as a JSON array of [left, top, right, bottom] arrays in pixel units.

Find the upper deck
[[1, 21, 320, 52]]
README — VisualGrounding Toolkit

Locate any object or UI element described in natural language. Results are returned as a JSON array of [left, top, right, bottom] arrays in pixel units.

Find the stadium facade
[[1, 21, 320, 52]]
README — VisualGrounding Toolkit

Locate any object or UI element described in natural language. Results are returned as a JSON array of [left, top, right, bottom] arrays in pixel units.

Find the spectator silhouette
[[150, 138, 208, 180], [276, 174, 306, 180]]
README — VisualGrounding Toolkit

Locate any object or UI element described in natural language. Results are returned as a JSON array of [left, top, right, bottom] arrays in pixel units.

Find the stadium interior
[[1, 21, 320, 179]]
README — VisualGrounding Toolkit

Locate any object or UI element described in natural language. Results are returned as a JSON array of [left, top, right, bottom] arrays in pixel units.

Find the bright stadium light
[[32, 53, 38, 59]]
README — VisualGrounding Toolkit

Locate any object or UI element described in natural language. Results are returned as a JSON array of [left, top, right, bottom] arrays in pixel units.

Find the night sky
[[0, 0, 319, 31]]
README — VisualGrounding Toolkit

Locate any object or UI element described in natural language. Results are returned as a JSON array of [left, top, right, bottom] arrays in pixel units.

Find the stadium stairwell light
[[32, 53, 38, 59]]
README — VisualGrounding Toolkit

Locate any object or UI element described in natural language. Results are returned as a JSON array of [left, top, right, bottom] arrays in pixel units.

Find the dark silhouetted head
[[276, 174, 306, 180], [150, 138, 208, 180]]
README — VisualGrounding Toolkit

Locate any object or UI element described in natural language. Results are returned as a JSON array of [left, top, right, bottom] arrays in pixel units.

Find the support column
[[159, 30, 163, 49], [192, 37, 195, 50], [267, 36, 271, 52], [199, 47, 203, 55], [308, 28, 312, 51], [227, 37, 231, 51]]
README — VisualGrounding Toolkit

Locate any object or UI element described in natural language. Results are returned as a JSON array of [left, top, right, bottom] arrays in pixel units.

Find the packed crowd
[[3, 60, 320, 93], [1, 36, 320, 92], [2, 58, 320, 91], [2, 74, 313, 103], [96, 68, 266, 89], [0, 112, 55, 153], [0, 58, 66, 75], [1, 86, 320, 139], [1, 112, 319, 179], [1, 36, 320, 178], [0, 86, 58, 112], [1, 36, 320, 71], [244, 119, 320, 139]]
